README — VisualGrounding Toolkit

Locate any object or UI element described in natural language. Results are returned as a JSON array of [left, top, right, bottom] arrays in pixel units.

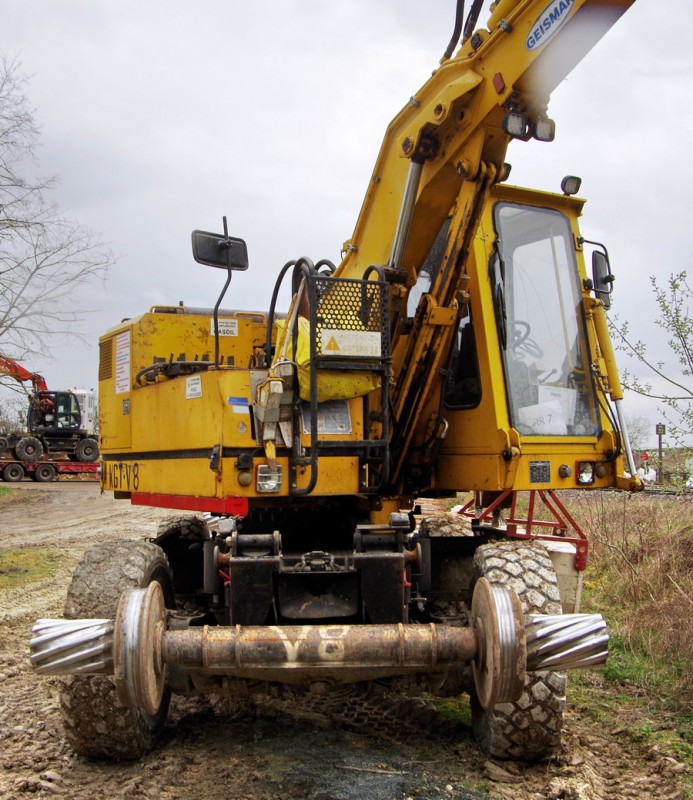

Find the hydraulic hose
[[462, 0, 485, 43], [442, 0, 465, 61], [265, 260, 297, 368]]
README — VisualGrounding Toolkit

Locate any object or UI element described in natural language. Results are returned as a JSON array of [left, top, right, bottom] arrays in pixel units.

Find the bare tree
[[0, 392, 25, 434], [0, 56, 113, 374], [624, 414, 652, 455], [610, 271, 692, 445]]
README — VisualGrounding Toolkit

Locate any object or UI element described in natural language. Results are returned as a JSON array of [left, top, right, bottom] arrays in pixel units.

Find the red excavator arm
[[0, 354, 48, 392]]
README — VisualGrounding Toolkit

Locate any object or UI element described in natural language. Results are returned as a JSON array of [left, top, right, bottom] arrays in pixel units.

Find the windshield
[[492, 202, 599, 437]]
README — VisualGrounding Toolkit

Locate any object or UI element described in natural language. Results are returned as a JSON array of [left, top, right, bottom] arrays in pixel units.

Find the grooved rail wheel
[[471, 541, 566, 762], [60, 541, 174, 760]]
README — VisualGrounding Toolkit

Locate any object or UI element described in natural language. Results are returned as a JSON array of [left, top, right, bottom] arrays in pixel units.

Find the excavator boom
[[337, 0, 635, 291], [0, 354, 47, 392], [330, 0, 637, 489]]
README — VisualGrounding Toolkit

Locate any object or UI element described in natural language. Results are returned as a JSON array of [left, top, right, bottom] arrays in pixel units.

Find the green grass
[[555, 491, 693, 794], [431, 696, 472, 727], [0, 548, 64, 589], [573, 492, 693, 707]]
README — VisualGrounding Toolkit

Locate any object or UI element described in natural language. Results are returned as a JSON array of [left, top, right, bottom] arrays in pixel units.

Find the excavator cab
[[29, 391, 82, 432], [490, 201, 599, 438], [433, 182, 629, 494]]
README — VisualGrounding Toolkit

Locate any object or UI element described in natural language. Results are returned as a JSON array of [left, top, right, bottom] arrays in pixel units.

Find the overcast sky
[[2, 0, 690, 448]]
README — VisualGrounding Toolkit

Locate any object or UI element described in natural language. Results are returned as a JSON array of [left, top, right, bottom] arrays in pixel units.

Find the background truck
[[0, 455, 99, 482], [0, 354, 99, 463], [31, 0, 640, 764]]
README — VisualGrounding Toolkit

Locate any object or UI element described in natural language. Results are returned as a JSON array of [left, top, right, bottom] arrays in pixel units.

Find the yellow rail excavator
[[32, 0, 641, 763]]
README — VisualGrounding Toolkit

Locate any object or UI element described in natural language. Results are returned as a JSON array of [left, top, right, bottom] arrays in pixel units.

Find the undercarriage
[[31, 507, 608, 762]]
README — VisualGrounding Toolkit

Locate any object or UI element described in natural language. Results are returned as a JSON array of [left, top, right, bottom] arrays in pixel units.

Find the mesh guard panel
[[312, 277, 389, 362]]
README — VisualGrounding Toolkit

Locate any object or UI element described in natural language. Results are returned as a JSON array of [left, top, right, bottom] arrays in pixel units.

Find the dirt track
[[0, 483, 689, 799]]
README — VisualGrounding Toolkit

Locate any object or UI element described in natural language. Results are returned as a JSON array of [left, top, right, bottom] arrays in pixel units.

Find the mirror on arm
[[191, 217, 250, 366], [191, 228, 249, 271], [591, 249, 614, 310]]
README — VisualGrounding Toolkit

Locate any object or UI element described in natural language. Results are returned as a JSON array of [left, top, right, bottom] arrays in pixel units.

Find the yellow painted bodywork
[[99, 310, 365, 502], [98, 0, 642, 513]]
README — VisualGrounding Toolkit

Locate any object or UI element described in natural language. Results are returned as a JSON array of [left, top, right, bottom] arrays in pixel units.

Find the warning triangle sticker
[[325, 336, 340, 351]]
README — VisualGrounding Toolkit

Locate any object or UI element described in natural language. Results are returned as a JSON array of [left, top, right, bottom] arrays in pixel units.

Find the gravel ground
[[0, 483, 688, 800]]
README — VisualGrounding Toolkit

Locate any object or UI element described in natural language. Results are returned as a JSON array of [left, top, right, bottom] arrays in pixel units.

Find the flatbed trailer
[[0, 457, 99, 483]]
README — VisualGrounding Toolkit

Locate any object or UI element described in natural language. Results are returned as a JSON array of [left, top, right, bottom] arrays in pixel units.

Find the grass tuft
[[569, 491, 693, 711], [0, 548, 64, 589]]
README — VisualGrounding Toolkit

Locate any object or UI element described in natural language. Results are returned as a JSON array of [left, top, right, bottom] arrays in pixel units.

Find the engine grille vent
[[99, 338, 113, 381]]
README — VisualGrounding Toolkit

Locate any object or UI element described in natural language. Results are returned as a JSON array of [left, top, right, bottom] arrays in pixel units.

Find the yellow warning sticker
[[320, 329, 381, 357]]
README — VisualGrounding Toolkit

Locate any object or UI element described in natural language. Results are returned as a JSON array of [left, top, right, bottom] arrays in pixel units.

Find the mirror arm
[[212, 218, 234, 368]]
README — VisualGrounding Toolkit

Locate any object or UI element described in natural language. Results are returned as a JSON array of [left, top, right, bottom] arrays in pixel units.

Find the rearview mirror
[[191, 230, 249, 271], [592, 250, 614, 310]]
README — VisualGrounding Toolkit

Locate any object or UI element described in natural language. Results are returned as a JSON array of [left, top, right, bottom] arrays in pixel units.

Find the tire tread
[[471, 540, 566, 761], [60, 540, 172, 760]]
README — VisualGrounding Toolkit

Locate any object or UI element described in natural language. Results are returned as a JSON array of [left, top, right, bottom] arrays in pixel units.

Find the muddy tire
[[3, 462, 25, 482], [471, 540, 566, 762], [74, 437, 99, 463], [15, 436, 44, 462], [33, 463, 57, 482], [156, 515, 208, 601], [156, 515, 208, 542], [60, 540, 174, 760]]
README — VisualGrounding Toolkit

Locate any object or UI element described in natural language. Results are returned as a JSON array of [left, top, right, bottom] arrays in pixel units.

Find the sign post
[[655, 424, 666, 485]]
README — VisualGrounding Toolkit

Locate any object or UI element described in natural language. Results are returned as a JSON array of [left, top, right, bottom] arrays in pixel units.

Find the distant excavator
[[0, 354, 99, 463]]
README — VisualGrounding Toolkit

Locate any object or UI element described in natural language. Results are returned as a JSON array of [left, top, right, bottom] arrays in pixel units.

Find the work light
[[576, 461, 595, 485]]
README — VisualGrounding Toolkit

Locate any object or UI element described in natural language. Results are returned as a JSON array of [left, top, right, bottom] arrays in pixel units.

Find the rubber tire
[[155, 516, 208, 600], [60, 541, 174, 760], [74, 437, 99, 463], [0, 435, 9, 452], [15, 436, 44, 462], [470, 541, 566, 762], [156, 515, 208, 542], [33, 463, 57, 482], [2, 462, 25, 482]]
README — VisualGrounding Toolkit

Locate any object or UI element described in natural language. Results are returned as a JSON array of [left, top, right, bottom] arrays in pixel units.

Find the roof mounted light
[[561, 175, 582, 196], [533, 117, 556, 142], [502, 110, 529, 138]]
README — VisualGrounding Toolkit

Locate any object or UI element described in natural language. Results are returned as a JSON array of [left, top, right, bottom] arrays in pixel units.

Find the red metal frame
[[457, 489, 589, 569], [0, 459, 99, 479], [131, 492, 249, 516]]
